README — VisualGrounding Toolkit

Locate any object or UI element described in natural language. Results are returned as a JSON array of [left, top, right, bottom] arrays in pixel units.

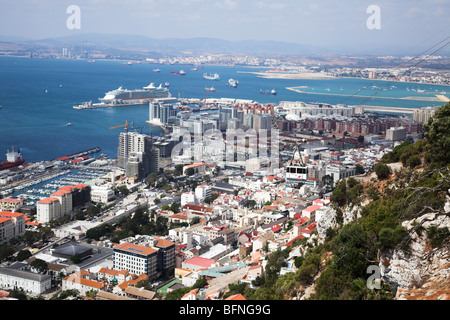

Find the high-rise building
[[253, 114, 272, 132], [219, 105, 238, 131], [118, 132, 159, 180], [412, 106, 438, 125]]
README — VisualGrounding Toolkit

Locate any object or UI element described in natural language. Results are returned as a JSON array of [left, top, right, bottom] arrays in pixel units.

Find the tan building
[[36, 197, 61, 224]]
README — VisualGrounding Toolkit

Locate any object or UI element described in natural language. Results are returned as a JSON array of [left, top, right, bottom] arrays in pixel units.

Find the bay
[[0, 56, 447, 163]]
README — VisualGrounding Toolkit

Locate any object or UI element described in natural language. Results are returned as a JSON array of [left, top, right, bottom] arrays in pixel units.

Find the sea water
[[0, 56, 448, 163]]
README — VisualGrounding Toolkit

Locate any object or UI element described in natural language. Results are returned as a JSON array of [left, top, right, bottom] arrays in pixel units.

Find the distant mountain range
[[1, 33, 448, 58], [0, 33, 354, 57]]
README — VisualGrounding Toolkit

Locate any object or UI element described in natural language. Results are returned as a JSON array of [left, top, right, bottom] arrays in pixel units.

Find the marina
[[1, 168, 108, 203]]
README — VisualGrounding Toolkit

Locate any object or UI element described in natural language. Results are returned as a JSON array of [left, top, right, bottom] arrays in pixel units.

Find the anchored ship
[[170, 70, 186, 75], [203, 73, 220, 80], [228, 78, 239, 88], [74, 83, 171, 108], [260, 88, 277, 95], [0, 147, 25, 171]]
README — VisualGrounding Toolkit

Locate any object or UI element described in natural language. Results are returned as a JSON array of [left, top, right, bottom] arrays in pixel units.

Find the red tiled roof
[[225, 294, 246, 300], [37, 197, 59, 204], [0, 211, 24, 218], [183, 256, 219, 268]]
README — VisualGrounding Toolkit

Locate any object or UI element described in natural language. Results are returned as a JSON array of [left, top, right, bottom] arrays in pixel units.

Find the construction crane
[[109, 120, 134, 132]]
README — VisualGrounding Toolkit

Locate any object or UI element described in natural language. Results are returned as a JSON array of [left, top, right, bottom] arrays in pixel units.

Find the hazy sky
[[1, 0, 450, 54]]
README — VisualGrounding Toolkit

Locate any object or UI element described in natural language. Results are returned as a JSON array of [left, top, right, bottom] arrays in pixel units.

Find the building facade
[[113, 242, 159, 279]]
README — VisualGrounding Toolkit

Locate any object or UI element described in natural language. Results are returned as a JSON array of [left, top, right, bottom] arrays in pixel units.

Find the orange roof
[[0, 197, 23, 204], [169, 213, 188, 220], [79, 278, 104, 289], [0, 217, 12, 224], [114, 242, 157, 256], [156, 238, 175, 248], [74, 184, 89, 189], [303, 204, 321, 212], [185, 162, 205, 169], [38, 197, 59, 204], [51, 191, 67, 196], [105, 269, 118, 276], [0, 211, 24, 218], [225, 294, 246, 300]]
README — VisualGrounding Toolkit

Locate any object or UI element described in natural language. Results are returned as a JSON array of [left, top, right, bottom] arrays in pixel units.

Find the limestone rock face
[[379, 208, 450, 300], [316, 206, 338, 239]]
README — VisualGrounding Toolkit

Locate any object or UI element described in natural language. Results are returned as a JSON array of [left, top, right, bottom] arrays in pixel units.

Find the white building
[[181, 192, 196, 206], [0, 264, 51, 296], [90, 185, 115, 204], [195, 184, 211, 202]]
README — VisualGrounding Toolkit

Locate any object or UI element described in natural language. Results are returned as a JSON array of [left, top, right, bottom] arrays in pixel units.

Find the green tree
[[146, 172, 158, 186], [355, 164, 365, 175], [17, 249, 32, 261], [424, 102, 450, 165], [8, 288, 28, 300], [165, 287, 191, 300], [70, 253, 82, 264], [331, 223, 372, 279], [30, 258, 49, 274], [185, 167, 195, 176], [406, 154, 421, 168], [192, 276, 208, 289], [374, 162, 391, 180], [0, 244, 15, 262]]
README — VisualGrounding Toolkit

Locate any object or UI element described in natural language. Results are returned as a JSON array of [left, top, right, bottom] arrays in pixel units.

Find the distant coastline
[[237, 70, 335, 80]]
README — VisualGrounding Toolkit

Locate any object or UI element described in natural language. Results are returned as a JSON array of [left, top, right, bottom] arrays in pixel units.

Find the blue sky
[[1, 0, 449, 54]]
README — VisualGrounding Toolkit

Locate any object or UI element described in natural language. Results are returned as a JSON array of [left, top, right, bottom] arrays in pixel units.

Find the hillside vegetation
[[242, 102, 450, 300]]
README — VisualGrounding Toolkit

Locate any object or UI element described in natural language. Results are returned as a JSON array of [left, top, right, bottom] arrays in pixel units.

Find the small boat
[[228, 78, 239, 88], [191, 67, 198, 71], [260, 89, 277, 95], [66, 123, 73, 126], [205, 87, 216, 92], [164, 82, 170, 87], [153, 68, 161, 72]]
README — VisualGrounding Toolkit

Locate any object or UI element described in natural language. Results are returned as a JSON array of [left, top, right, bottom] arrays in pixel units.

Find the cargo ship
[[170, 70, 186, 75], [0, 147, 25, 171], [203, 73, 220, 80], [260, 89, 277, 95]]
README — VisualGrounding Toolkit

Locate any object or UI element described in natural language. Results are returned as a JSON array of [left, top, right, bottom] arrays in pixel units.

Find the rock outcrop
[[379, 207, 450, 300]]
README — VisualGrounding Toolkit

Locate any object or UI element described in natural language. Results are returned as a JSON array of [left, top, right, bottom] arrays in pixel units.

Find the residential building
[[0, 211, 26, 241], [0, 197, 24, 212], [36, 197, 61, 224], [113, 242, 159, 279]]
